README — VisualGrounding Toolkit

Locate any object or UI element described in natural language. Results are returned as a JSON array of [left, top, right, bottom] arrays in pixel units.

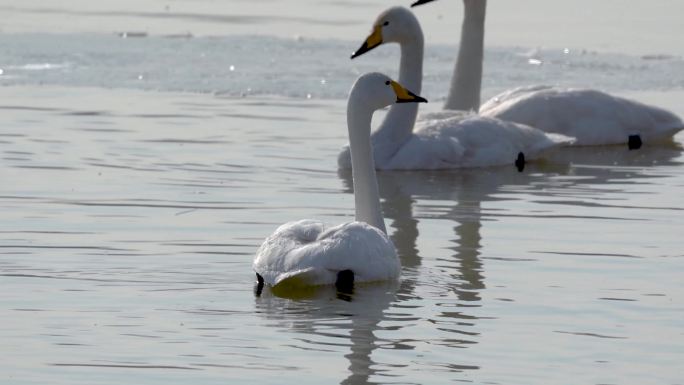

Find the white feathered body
[[339, 113, 573, 170], [253, 219, 400, 287], [480, 85, 684, 146]]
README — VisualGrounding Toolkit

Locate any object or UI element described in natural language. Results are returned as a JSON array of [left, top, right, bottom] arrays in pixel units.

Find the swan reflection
[[253, 141, 681, 383]]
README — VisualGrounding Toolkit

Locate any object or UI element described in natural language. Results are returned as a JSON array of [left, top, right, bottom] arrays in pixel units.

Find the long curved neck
[[445, 0, 486, 111], [347, 99, 387, 234], [371, 34, 424, 154]]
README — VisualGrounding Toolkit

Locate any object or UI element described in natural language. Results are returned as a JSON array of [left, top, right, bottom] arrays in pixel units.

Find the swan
[[253, 73, 426, 291], [339, 6, 572, 171], [411, 0, 684, 148]]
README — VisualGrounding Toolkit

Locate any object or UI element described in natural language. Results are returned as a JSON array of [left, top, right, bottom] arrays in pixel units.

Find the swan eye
[[385, 81, 390, 85], [383, 21, 389, 26]]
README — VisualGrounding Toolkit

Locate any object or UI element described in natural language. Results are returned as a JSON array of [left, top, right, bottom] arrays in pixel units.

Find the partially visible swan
[[338, 6, 572, 170], [253, 73, 426, 290], [479, 86, 684, 147], [411, 0, 684, 148]]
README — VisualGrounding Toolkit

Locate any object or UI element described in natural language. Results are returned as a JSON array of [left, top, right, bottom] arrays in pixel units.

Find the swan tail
[[650, 118, 684, 140], [526, 133, 575, 159]]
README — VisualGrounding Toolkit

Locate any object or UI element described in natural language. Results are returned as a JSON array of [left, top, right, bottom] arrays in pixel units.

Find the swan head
[[351, 7, 422, 59], [349, 73, 427, 110]]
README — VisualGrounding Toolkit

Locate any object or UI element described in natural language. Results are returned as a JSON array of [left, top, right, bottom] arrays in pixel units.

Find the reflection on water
[[1, 86, 683, 384], [255, 282, 399, 385], [329, 141, 684, 382]]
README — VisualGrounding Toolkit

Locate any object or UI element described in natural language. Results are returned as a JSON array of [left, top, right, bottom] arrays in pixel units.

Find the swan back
[[481, 86, 684, 145], [254, 220, 399, 286], [381, 115, 573, 169]]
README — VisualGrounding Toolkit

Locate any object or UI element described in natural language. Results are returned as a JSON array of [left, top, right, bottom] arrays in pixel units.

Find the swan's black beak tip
[[411, 0, 436, 7], [351, 42, 371, 60], [397, 91, 428, 104]]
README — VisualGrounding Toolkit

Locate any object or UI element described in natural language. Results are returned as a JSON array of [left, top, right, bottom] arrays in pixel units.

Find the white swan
[[339, 6, 572, 171], [253, 73, 426, 290], [411, 0, 684, 148]]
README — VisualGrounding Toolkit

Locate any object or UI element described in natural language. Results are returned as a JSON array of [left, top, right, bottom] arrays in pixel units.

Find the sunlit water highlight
[[1, 34, 684, 99]]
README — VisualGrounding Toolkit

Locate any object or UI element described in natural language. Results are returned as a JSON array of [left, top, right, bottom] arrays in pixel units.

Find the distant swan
[[339, 6, 572, 171], [254, 73, 426, 290], [411, 0, 684, 148]]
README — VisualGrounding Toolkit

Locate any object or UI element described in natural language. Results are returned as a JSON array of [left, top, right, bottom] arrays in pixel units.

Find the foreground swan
[[339, 6, 572, 170], [254, 73, 426, 290], [411, 0, 684, 147]]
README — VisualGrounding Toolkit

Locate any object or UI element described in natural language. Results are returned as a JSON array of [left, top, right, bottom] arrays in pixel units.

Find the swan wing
[[417, 109, 474, 122], [384, 115, 573, 169]]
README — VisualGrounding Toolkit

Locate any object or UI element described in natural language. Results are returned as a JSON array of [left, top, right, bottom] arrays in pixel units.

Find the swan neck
[[397, 35, 424, 92], [445, 0, 486, 111], [371, 31, 424, 161], [347, 99, 387, 234]]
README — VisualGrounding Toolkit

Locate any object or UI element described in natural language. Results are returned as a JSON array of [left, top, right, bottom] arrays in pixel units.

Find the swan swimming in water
[[253, 73, 426, 291], [338, 6, 572, 171], [411, 0, 684, 148]]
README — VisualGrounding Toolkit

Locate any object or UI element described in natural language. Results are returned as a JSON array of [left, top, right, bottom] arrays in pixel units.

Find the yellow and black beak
[[390, 80, 428, 104], [351, 25, 384, 59], [411, 0, 437, 7]]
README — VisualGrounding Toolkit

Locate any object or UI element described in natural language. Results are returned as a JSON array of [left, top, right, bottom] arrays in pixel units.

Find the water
[[3, 0, 684, 55], [2, 34, 684, 99], [2, 5, 684, 385]]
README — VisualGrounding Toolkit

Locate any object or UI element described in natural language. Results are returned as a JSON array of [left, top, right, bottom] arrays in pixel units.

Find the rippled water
[[2, 21, 684, 385], [2, 83, 683, 384], [2, 34, 684, 99]]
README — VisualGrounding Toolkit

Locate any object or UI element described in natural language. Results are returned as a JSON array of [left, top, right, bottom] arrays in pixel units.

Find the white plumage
[[413, 0, 684, 146], [254, 73, 426, 289], [339, 113, 572, 169], [480, 85, 684, 146], [254, 220, 399, 286], [339, 6, 571, 171]]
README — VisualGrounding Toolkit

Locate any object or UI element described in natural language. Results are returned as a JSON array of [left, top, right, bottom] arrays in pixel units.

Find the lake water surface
[[1, 3, 684, 384]]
